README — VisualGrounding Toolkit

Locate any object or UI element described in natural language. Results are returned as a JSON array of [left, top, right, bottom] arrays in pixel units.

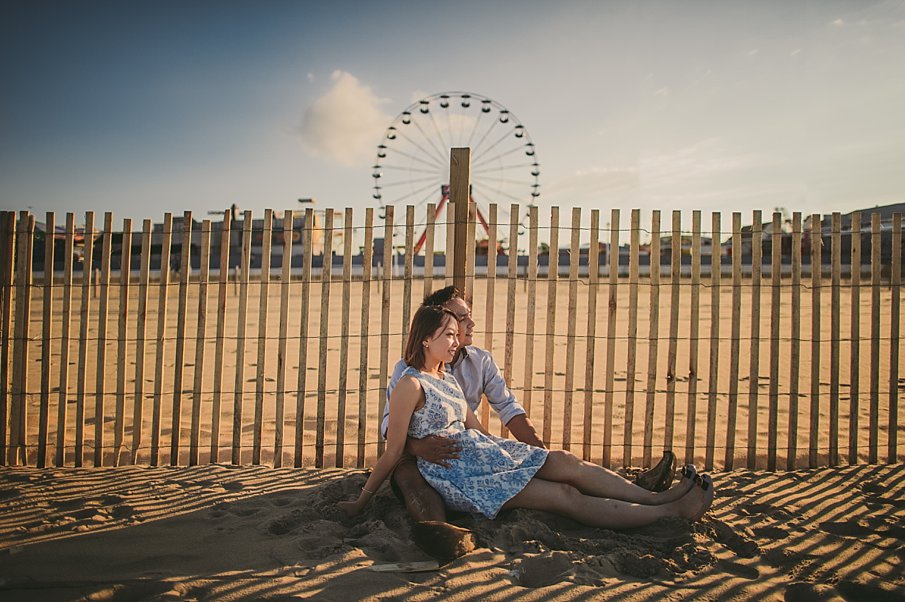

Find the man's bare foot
[[411, 521, 476, 565]]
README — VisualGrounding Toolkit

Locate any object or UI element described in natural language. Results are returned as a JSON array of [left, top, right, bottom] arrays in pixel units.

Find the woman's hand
[[337, 498, 364, 517]]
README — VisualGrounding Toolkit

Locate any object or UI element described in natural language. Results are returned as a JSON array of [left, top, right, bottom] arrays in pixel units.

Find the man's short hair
[[422, 285, 462, 307]]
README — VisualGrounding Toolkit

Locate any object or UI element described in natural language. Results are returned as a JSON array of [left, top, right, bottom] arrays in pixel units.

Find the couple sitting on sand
[[340, 287, 714, 556]]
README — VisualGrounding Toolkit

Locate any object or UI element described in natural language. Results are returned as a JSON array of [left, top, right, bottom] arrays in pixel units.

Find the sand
[[0, 463, 903, 601]]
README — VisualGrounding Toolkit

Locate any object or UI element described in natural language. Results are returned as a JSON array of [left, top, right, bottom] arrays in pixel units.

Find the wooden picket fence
[[0, 206, 901, 471]]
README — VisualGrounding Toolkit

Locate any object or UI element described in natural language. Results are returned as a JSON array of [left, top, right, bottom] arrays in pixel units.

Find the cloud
[[299, 71, 391, 167]]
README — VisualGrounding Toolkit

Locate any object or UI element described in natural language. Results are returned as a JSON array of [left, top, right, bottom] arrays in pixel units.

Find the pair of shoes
[[633, 450, 677, 492]]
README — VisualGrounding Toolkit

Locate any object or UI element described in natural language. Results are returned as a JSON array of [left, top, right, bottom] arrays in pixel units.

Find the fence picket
[[705, 213, 721, 471], [563, 207, 581, 451], [377, 206, 394, 457], [664, 211, 680, 456], [211, 211, 230, 463], [231, 211, 252, 465], [642, 211, 661, 467], [38, 212, 55, 468], [523, 206, 538, 418], [829, 213, 841, 466], [252, 209, 272, 465], [726, 213, 742, 470], [0, 213, 14, 466], [810, 213, 822, 468], [889, 213, 901, 463], [132, 219, 151, 464], [788, 213, 802, 470], [273, 212, 293, 468], [295, 208, 314, 467], [603, 209, 620, 468], [542, 207, 559, 446], [848, 212, 861, 465], [503, 203, 519, 437], [358, 208, 374, 466], [336, 207, 353, 467], [170, 212, 192, 465], [316, 209, 333, 468], [113, 218, 131, 467], [401, 205, 414, 356], [76, 211, 96, 467], [747, 212, 763, 469], [55, 213, 74, 467], [684, 211, 701, 465], [583, 210, 599, 462], [189, 219, 211, 466], [768, 212, 781, 471], [869, 213, 880, 464], [423, 203, 435, 300], [624, 209, 640, 467]]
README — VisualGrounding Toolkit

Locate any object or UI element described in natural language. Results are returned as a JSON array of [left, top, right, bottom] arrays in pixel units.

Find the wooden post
[[583, 210, 600, 462], [131, 219, 152, 464], [231, 210, 252, 465], [642, 211, 661, 467], [189, 219, 211, 466], [503, 203, 519, 437], [55, 213, 74, 466], [767, 212, 782, 471], [38, 211, 55, 467], [423, 203, 436, 300], [449, 148, 471, 296], [446, 201, 455, 285], [377, 206, 394, 457], [788, 213, 802, 469], [889, 213, 901, 463], [726, 212, 742, 470], [664, 210, 681, 456], [401, 206, 414, 356], [76, 211, 96, 467], [316, 209, 333, 468], [113, 218, 132, 466], [11, 212, 34, 465], [848, 211, 861, 464], [357, 208, 374, 467], [747, 212, 763, 469], [0, 212, 14, 466], [542, 207, 560, 446], [624, 209, 640, 467], [705, 212, 721, 471], [484, 204, 498, 364], [829, 213, 842, 466], [252, 209, 272, 465], [294, 208, 314, 467], [273, 211, 293, 468], [523, 206, 538, 418], [869, 213, 880, 464], [93, 212, 113, 466], [684, 211, 702, 465], [170, 211, 192, 466], [336, 207, 353, 467], [810, 213, 822, 468], [563, 207, 581, 451], [603, 209, 620, 468], [210, 210, 231, 463]]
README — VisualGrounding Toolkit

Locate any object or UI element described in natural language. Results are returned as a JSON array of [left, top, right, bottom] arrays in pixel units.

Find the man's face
[[443, 297, 474, 347]]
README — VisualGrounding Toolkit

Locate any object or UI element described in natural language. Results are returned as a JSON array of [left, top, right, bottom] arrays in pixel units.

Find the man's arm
[[505, 413, 545, 448]]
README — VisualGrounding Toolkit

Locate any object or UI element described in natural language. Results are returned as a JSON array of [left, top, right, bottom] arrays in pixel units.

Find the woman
[[339, 306, 714, 528]]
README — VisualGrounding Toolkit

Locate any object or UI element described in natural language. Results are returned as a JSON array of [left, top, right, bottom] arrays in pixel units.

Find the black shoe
[[633, 450, 677, 493]]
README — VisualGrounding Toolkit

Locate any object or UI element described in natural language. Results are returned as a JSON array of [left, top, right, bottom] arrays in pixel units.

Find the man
[[382, 286, 676, 560]]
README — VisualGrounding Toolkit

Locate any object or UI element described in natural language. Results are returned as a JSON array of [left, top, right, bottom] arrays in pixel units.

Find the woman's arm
[[338, 375, 422, 516], [463, 403, 490, 435]]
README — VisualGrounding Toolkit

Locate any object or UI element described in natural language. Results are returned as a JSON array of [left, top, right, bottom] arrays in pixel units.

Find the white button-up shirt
[[380, 345, 527, 439]]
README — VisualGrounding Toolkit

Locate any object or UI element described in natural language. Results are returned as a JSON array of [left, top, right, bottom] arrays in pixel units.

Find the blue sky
[[2, 0, 904, 233]]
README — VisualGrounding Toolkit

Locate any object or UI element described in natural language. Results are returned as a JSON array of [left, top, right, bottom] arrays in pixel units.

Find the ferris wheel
[[372, 92, 539, 251]]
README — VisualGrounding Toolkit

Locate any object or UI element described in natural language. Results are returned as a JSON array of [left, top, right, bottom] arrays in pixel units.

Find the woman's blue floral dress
[[402, 366, 549, 519]]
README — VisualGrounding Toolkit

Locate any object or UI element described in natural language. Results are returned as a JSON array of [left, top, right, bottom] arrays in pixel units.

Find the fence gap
[[542, 206, 560, 447], [664, 210, 681, 457], [336, 207, 353, 468], [55, 213, 75, 467], [76, 211, 96, 467], [625, 208, 641, 467], [38, 211, 55, 468], [315, 209, 333, 468], [189, 219, 211, 466], [294, 208, 314, 467], [705, 212, 721, 471], [583, 209, 599, 462], [603, 208, 620, 468], [502, 203, 519, 438], [523, 206, 538, 419], [563, 207, 581, 452], [211, 211, 230, 464], [131, 219, 152, 464], [788, 213, 802, 470], [768, 212, 782, 471], [113, 218, 132, 467], [358, 208, 374, 466], [848, 211, 861, 465], [170, 211, 192, 466], [377, 205, 394, 457], [231, 210, 252, 465], [726, 212, 742, 470], [889, 213, 901, 463], [684, 211, 701, 465]]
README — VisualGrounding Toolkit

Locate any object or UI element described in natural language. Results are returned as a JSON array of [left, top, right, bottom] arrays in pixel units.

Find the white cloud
[[298, 71, 391, 167]]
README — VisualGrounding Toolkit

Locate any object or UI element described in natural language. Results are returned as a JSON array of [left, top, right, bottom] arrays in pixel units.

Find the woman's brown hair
[[404, 305, 457, 371]]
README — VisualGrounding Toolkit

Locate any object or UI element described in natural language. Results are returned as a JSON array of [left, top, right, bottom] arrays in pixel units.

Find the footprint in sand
[[510, 551, 573, 588], [717, 559, 760, 580], [835, 580, 904, 602], [753, 525, 789, 539], [819, 521, 872, 538], [705, 520, 760, 558], [784, 581, 843, 602]]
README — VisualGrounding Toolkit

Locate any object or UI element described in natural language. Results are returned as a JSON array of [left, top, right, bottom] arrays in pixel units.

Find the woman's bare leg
[[535, 451, 695, 505], [501, 478, 713, 528]]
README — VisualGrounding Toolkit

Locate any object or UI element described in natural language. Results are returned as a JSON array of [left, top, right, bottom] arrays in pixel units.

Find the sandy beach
[[1, 462, 903, 600]]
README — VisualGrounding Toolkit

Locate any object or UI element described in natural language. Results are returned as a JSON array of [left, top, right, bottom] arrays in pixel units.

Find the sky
[[2, 0, 904, 237]]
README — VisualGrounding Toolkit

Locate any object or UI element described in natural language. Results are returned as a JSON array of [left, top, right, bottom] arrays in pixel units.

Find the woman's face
[[423, 316, 459, 365]]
